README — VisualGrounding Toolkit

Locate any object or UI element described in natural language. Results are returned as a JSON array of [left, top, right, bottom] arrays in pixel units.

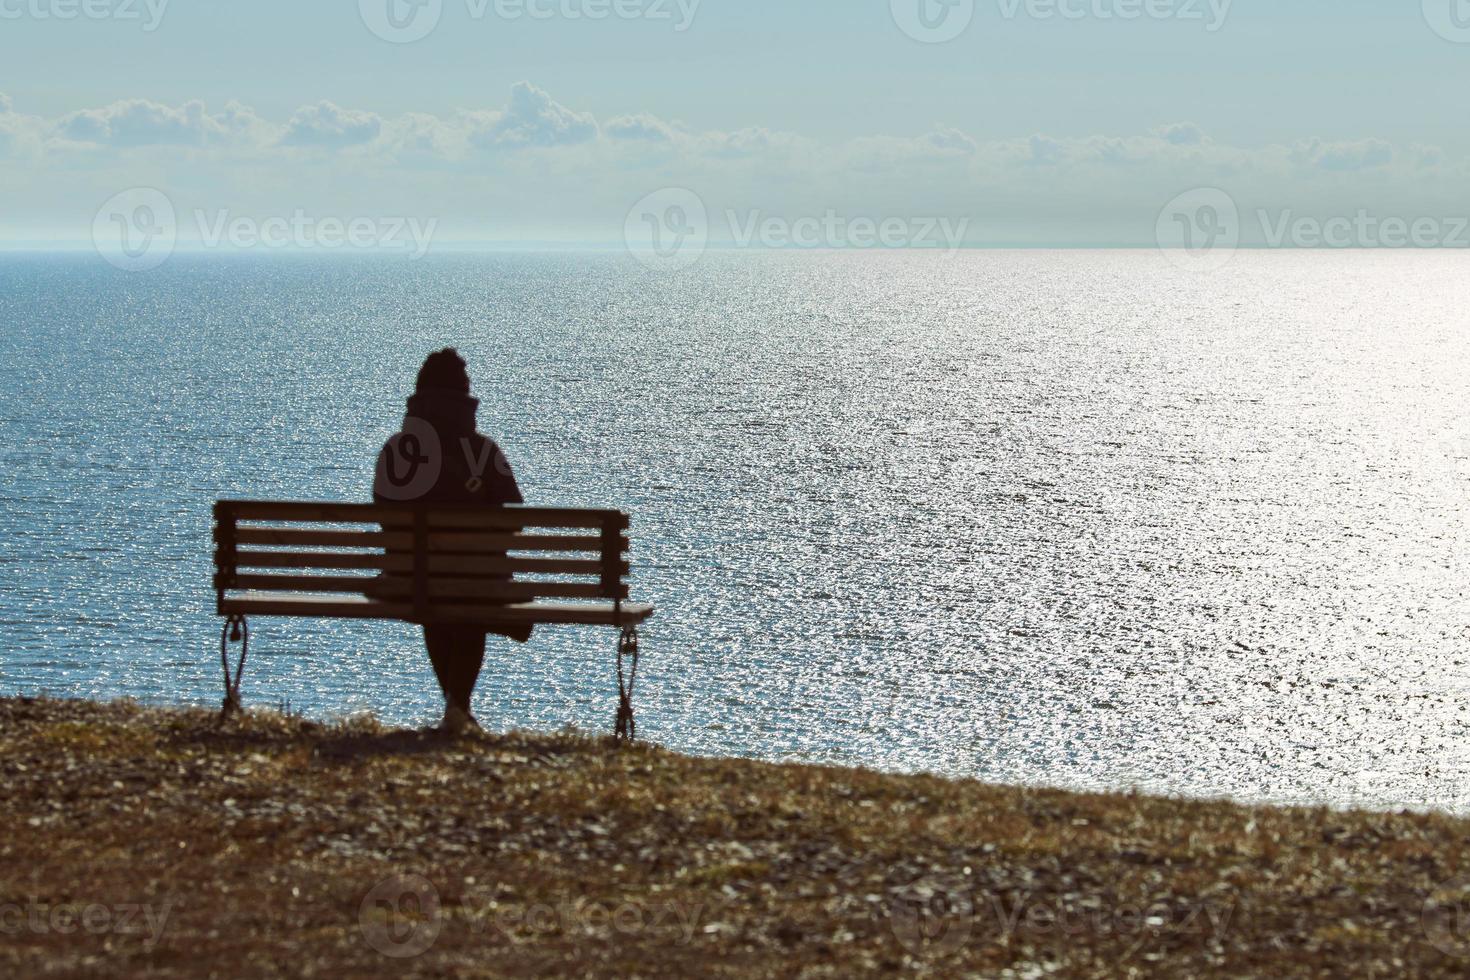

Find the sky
[[0, 0, 1466, 248]]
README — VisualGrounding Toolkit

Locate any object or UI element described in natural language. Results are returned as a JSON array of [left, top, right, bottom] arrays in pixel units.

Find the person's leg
[[422, 626, 487, 715], [446, 628, 487, 714], [422, 626, 455, 707]]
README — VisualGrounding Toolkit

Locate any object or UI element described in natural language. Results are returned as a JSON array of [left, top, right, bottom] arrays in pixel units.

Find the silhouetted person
[[372, 348, 530, 734]]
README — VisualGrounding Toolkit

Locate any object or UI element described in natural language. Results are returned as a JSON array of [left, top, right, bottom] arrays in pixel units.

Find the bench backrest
[[213, 501, 631, 618]]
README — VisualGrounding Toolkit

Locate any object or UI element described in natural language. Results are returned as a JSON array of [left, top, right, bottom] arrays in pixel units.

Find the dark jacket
[[371, 387, 531, 641], [373, 388, 523, 507]]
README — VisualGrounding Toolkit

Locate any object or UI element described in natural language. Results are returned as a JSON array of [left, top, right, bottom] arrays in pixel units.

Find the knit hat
[[415, 348, 471, 394]]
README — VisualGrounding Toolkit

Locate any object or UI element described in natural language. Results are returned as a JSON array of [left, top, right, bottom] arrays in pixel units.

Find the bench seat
[[220, 592, 654, 628]]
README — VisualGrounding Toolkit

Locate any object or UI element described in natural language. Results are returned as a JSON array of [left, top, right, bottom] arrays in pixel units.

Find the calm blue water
[[3, 249, 1469, 812]]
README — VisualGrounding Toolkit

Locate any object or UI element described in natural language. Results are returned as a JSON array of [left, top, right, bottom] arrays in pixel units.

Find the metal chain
[[614, 626, 640, 741], [219, 614, 249, 718]]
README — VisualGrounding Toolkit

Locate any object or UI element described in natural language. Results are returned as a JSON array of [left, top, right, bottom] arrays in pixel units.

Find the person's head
[[415, 348, 471, 394]]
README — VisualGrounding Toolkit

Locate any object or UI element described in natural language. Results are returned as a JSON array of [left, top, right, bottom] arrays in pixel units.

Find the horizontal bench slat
[[422, 556, 622, 576], [225, 574, 623, 601], [233, 550, 392, 571], [425, 533, 622, 554], [423, 510, 624, 531], [234, 528, 398, 549], [231, 527, 621, 554], [222, 501, 626, 530], [219, 593, 654, 627], [223, 573, 377, 594], [229, 551, 623, 577]]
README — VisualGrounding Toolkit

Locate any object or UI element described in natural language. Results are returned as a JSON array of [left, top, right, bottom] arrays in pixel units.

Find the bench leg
[[614, 626, 640, 742], [219, 614, 249, 719]]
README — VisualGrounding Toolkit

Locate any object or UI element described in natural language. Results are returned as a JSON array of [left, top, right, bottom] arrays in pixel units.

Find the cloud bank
[[1, 81, 1465, 246]]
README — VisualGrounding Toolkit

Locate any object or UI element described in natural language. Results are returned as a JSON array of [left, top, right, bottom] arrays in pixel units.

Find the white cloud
[[1026, 134, 1065, 166], [1154, 121, 1207, 146], [280, 101, 383, 149], [925, 127, 978, 154], [1410, 144, 1447, 169], [214, 101, 273, 145], [53, 98, 256, 148], [1294, 138, 1394, 172], [695, 126, 810, 160], [379, 112, 469, 161], [3, 83, 1468, 246], [841, 127, 977, 174], [0, 95, 49, 159], [465, 82, 598, 149], [605, 112, 680, 143]]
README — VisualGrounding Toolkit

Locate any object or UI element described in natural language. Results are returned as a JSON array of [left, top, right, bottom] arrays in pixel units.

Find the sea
[[2, 248, 1468, 813]]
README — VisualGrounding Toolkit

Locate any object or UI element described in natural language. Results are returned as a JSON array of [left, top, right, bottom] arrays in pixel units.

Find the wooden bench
[[212, 500, 653, 737]]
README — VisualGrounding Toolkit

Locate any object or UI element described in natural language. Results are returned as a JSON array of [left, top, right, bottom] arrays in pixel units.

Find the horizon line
[[4, 242, 1470, 253]]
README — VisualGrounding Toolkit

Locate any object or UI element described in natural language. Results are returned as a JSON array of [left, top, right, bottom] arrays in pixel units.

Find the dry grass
[[2, 696, 1469, 978]]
